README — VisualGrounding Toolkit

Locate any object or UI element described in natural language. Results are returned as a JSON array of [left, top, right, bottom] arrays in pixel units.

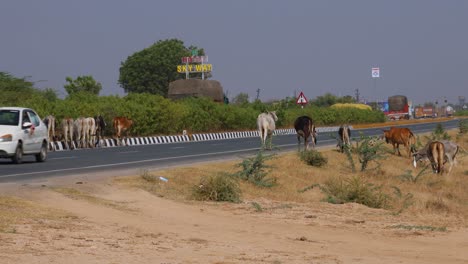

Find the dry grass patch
[[0, 195, 73, 233], [50, 187, 136, 212], [115, 128, 468, 228]]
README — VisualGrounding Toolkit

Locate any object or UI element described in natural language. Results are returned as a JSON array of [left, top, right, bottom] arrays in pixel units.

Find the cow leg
[[297, 134, 301, 152]]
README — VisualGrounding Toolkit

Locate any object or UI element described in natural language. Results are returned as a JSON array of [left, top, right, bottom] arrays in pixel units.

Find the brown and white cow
[[413, 140, 459, 174], [338, 124, 351, 152], [294, 115, 317, 151], [413, 141, 445, 174], [113, 116, 133, 146], [382, 127, 416, 158], [61, 118, 74, 150], [43, 115, 56, 144]]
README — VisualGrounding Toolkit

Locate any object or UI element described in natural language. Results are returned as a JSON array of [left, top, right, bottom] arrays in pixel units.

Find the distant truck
[[414, 106, 435, 119], [384, 95, 410, 120]]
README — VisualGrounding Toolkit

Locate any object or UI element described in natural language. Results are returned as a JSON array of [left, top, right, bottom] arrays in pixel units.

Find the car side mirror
[[22, 122, 33, 129]]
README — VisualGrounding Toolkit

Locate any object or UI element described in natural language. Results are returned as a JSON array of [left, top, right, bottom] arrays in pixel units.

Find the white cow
[[61, 118, 74, 150], [85, 117, 96, 148], [257, 111, 278, 150], [73, 117, 87, 148]]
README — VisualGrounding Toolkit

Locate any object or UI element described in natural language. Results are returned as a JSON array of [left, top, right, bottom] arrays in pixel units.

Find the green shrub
[[426, 123, 451, 141], [459, 119, 468, 134], [192, 173, 241, 203], [299, 149, 328, 167], [353, 135, 386, 171], [234, 151, 277, 187], [320, 176, 389, 209], [399, 165, 430, 183]]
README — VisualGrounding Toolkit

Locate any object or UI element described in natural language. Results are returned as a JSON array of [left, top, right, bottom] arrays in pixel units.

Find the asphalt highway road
[[0, 119, 460, 183]]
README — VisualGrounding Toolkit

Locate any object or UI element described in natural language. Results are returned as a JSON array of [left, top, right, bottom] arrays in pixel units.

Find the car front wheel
[[35, 142, 48, 162], [12, 143, 23, 164]]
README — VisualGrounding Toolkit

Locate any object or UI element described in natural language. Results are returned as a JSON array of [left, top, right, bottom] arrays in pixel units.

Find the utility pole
[[256, 88, 261, 100], [355, 89, 360, 103]]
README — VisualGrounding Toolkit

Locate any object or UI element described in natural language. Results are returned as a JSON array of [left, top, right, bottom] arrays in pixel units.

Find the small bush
[[459, 119, 468, 134], [427, 123, 451, 141], [235, 151, 277, 187], [391, 186, 414, 215], [299, 149, 328, 167], [425, 197, 450, 213], [140, 169, 157, 183], [399, 165, 430, 183], [320, 176, 389, 209], [353, 134, 386, 172], [192, 173, 241, 203]]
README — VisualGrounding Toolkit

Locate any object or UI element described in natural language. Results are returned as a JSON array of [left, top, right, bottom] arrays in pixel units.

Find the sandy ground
[[1, 172, 467, 264]]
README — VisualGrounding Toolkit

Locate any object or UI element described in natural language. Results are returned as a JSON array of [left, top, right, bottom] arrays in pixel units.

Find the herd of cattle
[[257, 112, 460, 175], [42, 115, 134, 149], [42, 112, 459, 175]]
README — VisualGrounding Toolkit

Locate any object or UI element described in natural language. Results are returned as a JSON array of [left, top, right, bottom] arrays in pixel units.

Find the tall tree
[[64, 75, 102, 96], [118, 39, 206, 97], [232, 92, 250, 105]]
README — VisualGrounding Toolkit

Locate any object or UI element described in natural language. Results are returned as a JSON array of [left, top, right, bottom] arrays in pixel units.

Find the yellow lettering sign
[[177, 64, 213, 73]]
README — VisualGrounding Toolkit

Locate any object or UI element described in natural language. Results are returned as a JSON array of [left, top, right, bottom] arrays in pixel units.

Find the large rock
[[168, 79, 224, 102]]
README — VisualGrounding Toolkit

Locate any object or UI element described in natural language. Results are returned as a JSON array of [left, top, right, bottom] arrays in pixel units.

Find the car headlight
[[0, 134, 13, 142]]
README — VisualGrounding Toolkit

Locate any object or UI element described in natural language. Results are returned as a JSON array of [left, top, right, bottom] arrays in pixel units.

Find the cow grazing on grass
[[257, 111, 278, 150], [43, 115, 56, 147], [382, 127, 416, 158], [94, 115, 106, 147], [61, 118, 74, 150], [415, 141, 445, 174], [113, 116, 133, 146], [294, 115, 317, 151], [338, 124, 351, 152], [413, 140, 459, 174]]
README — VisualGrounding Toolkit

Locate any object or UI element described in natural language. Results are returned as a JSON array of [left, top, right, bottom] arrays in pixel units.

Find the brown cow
[[113, 116, 133, 146], [382, 127, 416, 158]]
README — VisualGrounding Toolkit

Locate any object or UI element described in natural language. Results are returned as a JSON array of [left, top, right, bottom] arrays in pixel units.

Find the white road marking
[[0, 147, 262, 179], [118, 151, 140, 154], [49, 156, 76, 160]]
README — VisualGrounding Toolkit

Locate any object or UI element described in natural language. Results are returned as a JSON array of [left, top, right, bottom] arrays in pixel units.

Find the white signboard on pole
[[372, 67, 380, 78]]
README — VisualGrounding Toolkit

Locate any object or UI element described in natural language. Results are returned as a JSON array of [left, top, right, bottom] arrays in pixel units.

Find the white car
[[0, 107, 48, 164]]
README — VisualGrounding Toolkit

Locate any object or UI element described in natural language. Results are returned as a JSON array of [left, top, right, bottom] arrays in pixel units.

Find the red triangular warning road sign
[[296, 92, 308, 105]]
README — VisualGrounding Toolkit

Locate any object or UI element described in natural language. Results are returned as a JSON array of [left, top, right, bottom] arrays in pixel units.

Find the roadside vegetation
[[115, 128, 468, 230]]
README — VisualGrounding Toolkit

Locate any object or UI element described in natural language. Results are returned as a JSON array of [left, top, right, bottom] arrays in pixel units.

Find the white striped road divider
[[49, 126, 352, 150]]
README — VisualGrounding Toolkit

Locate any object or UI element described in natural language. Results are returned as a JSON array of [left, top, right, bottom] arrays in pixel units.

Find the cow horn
[[413, 156, 417, 168]]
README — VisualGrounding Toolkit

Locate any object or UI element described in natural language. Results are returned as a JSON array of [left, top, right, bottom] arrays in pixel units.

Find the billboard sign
[[181, 56, 208, 64], [372, 67, 380, 78]]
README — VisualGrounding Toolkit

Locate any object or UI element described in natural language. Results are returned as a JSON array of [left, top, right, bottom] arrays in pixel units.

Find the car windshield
[[0, 110, 20, 126]]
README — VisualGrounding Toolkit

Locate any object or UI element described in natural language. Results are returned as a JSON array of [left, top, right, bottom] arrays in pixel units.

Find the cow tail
[[437, 144, 444, 173]]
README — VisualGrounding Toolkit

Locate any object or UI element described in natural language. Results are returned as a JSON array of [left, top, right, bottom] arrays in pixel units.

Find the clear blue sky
[[1, 0, 467, 105]]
